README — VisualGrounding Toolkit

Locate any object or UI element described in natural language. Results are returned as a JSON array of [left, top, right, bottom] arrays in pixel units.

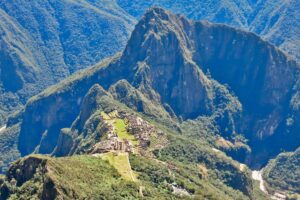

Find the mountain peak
[[144, 6, 171, 20]]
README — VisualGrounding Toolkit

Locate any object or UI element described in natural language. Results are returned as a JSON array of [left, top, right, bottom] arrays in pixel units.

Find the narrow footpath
[[252, 170, 286, 200], [0, 125, 6, 133]]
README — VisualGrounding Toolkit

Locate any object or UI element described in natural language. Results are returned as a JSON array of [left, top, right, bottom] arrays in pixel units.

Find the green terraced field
[[100, 152, 137, 182]]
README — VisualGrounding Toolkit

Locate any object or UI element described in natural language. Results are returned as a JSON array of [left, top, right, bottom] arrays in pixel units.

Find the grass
[[114, 118, 139, 146], [4, 155, 187, 199], [6, 155, 140, 199], [99, 152, 137, 182], [100, 111, 139, 146], [100, 111, 110, 120], [48, 155, 122, 198]]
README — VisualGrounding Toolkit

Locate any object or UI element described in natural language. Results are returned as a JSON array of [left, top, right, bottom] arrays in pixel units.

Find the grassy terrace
[[99, 152, 137, 182], [98, 111, 139, 182], [114, 118, 139, 146], [100, 111, 139, 146]]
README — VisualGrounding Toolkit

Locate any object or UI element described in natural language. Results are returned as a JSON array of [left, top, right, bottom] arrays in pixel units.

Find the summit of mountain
[[117, 0, 300, 61]]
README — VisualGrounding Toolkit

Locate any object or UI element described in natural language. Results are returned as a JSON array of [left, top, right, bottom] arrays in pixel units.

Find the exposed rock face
[[53, 128, 73, 157], [0, 156, 62, 200], [122, 9, 213, 119], [117, 0, 300, 61], [11, 8, 299, 166], [128, 8, 299, 165], [18, 56, 121, 155], [6, 156, 47, 186]]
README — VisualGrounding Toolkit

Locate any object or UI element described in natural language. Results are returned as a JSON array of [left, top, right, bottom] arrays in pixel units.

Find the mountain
[[249, 0, 300, 61], [0, 5, 297, 174], [263, 148, 300, 198], [0, 7, 299, 199], [0, 84, 260, 199], [0, 0, 135, 124], [0, 150, 254, 200], [1, 0, 299, 125], [12, 6, 298, 165], [116, 0, 300, 61]]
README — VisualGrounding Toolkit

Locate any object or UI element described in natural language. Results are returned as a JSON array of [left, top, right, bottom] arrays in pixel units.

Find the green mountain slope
[[1, 0, 299, 126], [0, 152, 255, 200], [0, 0, 135, 124], [1, 0, 299, 125], [116, 0, 252, 27], [263, 148, 300, 197], [0, 83, 259, 199], [249, 0, 300, 61]]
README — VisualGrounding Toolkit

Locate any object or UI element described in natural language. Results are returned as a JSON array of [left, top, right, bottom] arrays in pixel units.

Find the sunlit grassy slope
[[99, 152, 137, 182]]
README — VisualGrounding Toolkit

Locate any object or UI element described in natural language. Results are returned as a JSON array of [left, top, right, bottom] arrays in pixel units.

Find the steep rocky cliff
[[117, 0, 300, 61]]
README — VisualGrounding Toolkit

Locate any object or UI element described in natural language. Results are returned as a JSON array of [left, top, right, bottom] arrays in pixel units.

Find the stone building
[[91, 137, 133, 154]]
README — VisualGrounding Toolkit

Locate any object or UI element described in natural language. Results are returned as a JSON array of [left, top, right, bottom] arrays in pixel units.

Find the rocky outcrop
[[52, 128, 73, 157], [130, 8, 299, 165], [109, 80, 172, 119], [6, 155, 47, 186], [0, 155, 59, 200]]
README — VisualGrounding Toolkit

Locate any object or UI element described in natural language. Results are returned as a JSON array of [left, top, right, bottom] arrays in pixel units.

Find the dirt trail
[[124, 153, 136, 182], [252, 170, 267, 193], [252, 170, 286, 200], [0, 125, 6, 133]]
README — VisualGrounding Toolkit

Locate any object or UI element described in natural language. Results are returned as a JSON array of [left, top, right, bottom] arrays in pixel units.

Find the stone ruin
[[124, 113, 167, 150], [91, 110, 166, 154], [91, 136, 133, 154]]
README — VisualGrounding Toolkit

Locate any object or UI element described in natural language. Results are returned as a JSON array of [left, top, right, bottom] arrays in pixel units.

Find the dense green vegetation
[[0, 153, 258, 200], [263, 148, 300, 194], [1, 155, 142, 199], [0, 93, 266, 200], [154, 135, 253, 197], [0, 0, 135, 123], [0, 124, 20, 174], [0, 154, 253, 200]]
